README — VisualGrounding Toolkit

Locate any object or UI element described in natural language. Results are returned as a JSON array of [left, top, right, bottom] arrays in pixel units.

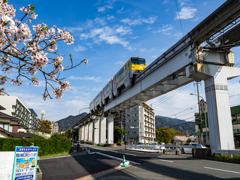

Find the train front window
[[138, 59, 145, 65], [131, 58, 145, 65]]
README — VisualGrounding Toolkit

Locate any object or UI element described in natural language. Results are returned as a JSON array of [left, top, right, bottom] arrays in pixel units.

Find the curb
[[193, 156, 240, 164]]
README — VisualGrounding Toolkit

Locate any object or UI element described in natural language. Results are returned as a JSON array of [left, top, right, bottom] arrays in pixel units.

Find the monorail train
[[90, 57, 146, 112]]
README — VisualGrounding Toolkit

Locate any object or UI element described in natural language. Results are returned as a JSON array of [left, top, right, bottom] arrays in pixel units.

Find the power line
[[170, 103, 198, 116], [175, 0, 184, 37], [151, 83, 192, 107]]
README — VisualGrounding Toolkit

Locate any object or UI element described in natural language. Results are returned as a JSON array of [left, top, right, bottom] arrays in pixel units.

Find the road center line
[[204, 167, 240, 174], [151, 158, 173, 163]]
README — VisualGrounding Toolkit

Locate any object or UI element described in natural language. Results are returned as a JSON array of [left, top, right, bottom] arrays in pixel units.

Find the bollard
[[122, 155, 128, 167], [163, 149, 165, 154], [88, 149, 90, 154], [176, 149, 181, 155], [82, 148, 84, 152], [192, 148, 195, 157]]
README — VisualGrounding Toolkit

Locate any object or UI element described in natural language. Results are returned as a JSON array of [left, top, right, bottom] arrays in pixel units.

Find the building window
[[4, 124, 9, 131], [9, 125, 13, 132], [127, 114, 131, 117], [0, 123, 3, 128], [133, 119, 138, 122]]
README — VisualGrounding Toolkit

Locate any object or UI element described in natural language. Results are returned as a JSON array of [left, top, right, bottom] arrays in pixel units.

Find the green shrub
[[0, 136, 71, 157]]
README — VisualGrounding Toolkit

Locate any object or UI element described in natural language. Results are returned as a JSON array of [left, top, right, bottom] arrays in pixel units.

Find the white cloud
[[98, 5, 113, 12], [69, 76, 102, 82], [115, 26, 132, 36], [97, 0, 116, 13], [117, 7, 124, 14], [153, 24, 173, 34], [115, 61, 125, 65], [175, 7, 197, 20], [92, 87, 102, 91], [80, 26, 131, 47], [94, 17, 106, 26], [121, 16, 158, 26], [5, 90, 91, 122], [192, 17, 199, 22], [163, 0, 168, 4], [73, 45, 87, 52], [147, 84, 198, 121], [65, 27, 83, 33], [130, 36, 139, 39], [107, 15, 115, 20], [127, 46, 137, 51], [139, 47, 156, 53]]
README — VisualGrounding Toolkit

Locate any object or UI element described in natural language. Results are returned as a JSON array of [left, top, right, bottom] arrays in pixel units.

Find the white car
[[181, 143, 206, 154], [148, 143, 165, 150]]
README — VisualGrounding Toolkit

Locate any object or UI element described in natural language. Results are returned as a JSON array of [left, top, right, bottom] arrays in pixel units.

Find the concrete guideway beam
[[188, 63, 240, 150], [100, 116, 106, 144], [107, 114, 115, 144]]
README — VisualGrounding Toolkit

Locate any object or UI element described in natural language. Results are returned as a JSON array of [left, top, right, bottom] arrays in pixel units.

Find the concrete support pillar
[[100, 116, 106, 144], [78, 127, 81, 141], [81, 126, 84, 141], [205, 74, 235, 150], [107, 114, 115, 144], [84, 124, 88, 142], [189, 63, 240, 150], [88, 122, 93, 142], [94, 117, 100, 144]]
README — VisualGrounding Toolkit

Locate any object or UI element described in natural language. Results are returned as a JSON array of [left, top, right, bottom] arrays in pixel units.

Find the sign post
[[12, 146, 39, 180]]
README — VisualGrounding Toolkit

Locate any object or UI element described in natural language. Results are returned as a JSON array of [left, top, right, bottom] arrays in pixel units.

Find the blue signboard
[[12, 146, 39, 180]]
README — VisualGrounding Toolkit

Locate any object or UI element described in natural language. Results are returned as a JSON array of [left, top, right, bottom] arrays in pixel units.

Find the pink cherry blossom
[[83, 59, 88, 65]]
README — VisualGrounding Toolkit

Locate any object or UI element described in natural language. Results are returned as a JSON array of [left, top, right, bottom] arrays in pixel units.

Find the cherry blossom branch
[[0, 1, 88, 100]]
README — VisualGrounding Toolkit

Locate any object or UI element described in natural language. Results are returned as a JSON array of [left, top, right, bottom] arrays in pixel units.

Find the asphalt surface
[[39, 153, 121, 180], [85, 144, 240, 180], [39, 144, 240, 180]]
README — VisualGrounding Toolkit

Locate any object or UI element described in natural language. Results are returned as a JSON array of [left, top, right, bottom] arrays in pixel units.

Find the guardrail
[[211, 149, 240, 155], [126, 145, 165, 153]]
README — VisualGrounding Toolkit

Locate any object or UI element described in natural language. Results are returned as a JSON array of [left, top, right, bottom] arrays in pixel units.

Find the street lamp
[[190, 93, 208, 145]]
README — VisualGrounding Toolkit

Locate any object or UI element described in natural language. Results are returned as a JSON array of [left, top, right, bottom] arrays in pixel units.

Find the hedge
[[0, 136, 71, 157]]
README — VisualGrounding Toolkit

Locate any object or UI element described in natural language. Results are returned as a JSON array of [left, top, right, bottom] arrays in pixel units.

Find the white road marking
[[204, 167, 240, 174], [151, 158, 173, 163], [96, 152, 141, 165], [124, 153, 137, 156]]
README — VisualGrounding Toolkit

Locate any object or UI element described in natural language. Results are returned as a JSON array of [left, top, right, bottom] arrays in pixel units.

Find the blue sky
[[2, 0, 240, 123]]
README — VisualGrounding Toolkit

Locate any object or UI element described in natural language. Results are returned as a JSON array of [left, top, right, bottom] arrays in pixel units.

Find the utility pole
[[196, 81, 203, 144]]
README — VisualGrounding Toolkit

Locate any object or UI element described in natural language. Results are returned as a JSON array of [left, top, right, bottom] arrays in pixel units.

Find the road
[[40, 144, 240, 180], [85, 144, 240, 180]]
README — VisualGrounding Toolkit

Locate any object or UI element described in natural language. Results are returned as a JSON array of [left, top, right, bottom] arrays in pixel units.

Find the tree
[[155, 128, 183, 144], [39, 120, 51, 133], [63, 129, 71, 139], [114, 126, 127, 143], [0, 1, 88, 99]]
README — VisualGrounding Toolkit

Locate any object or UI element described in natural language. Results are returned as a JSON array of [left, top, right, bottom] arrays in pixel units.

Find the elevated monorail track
[[77, 0, 240, 151], [89, 0, 240, 115]]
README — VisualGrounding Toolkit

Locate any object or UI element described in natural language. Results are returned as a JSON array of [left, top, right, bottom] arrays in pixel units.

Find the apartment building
[[116, 102, 155, 144], [195, 102, 240, 147], [29, 109, 41, 132], [51, 121, 59, 134], [0, 96, 31, 130]]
